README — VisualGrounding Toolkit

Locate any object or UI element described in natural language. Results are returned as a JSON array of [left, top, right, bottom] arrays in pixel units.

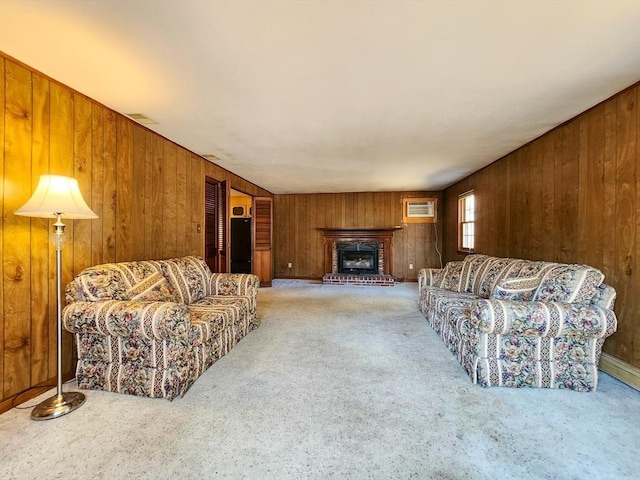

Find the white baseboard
[[599, 353, 640, 391]]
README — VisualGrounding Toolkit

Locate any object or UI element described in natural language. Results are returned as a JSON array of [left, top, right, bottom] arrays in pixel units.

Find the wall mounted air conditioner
[[402, 197, 437, 223]]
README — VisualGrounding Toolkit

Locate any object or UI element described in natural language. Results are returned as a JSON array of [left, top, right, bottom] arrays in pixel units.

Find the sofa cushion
[[472, 257, 517, 298], [459, 255, 490, 293], [492, 276, 540, 301], [159, 256, 212, 305], [67, 260, 167, 303], [469, 258, 550, 299], [127, 272, 178, 302], [71, 265, 129, 302], [440, 261, 465, 291], [534, 264, 604, 303]]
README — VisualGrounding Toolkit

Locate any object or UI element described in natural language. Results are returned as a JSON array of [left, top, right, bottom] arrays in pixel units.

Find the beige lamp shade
[[15, 175, 98, 219]]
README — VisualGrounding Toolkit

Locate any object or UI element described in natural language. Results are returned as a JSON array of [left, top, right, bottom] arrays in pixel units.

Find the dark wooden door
[[205, 179, 230, 273]]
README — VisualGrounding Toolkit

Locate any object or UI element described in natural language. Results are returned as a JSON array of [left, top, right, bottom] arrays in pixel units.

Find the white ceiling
[[1, 1, 639, 194]]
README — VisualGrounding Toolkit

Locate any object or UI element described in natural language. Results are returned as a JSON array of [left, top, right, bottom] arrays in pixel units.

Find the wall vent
[[126, 113, 158, 124]]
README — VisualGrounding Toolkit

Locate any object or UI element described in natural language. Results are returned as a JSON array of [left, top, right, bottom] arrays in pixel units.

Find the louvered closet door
[[252, 197, 273, 286], [205, 179, 230, 273]]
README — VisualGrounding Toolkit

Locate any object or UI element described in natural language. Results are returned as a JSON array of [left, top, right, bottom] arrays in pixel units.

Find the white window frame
[[458, 191, 475, 253]]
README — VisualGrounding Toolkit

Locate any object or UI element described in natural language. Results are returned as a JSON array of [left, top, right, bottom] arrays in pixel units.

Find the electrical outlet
[[409, 263, 414, 270], [288, 263, 292, 268]]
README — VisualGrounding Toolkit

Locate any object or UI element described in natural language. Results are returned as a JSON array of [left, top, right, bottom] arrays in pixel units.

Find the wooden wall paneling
[[273, 191, 440, 280], [540, 134, 557, 262], [187, 153, 204, 256], [102, 110, 117, 263], [636, 84, 640, 367], [292, 195, 300, 276], [272, 196, 282, 276], [131, 124, 146, 261], [162, 143, 177, 259], [142, 129, 154, 258], [471, 173, 483, 254], [30, 73, 50, 385], [90, 104, 105, 266], [560, 121, 579, 263], [115, 116, 132, 262], [176, 147, 188, 257], [636, 85, 640, 368], [73, 94, 93, 273], [528, 141, 544, 259], [71, 93, 93, 383], [584, 106, 605, 269], [330, 193, 338, 228], [474, 170, 487, 254], [601, 97, 619, 355], [613, 89, 636, 361], [0, 57, 5, 394], [294, 195, 303, 277], [310, 193, 322, 278], [273, 194, 292, 277], [395, 194, 406, 277], [3, 61, 33, 396], [576, 114, 589, 261], [49, 82, 75, 378], [150, 133, 164, 260], [384, 192, 393, 228], [507, 157, 516, 258], [363, 192, 375, 226], [344, 192, 355, 228], [284, 195, 298, 276], [297, 195, 308, 276], [516, 148, 532, 259], [441, 191, 453, 260], [504, 154, 516, 258], [356, 192, 366, 227], [489, 165, 500, 256], [276, 195, 287, 277]]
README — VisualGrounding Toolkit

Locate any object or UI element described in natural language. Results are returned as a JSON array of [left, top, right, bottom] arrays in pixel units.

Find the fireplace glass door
[[338, 243, 378, 274]]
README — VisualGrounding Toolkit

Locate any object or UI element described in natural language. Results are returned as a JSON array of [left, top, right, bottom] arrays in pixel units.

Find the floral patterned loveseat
[[418, 254, 617, 391], [62, 256, 259, 400]]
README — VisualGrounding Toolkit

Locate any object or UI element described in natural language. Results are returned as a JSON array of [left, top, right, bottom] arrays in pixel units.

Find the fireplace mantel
[[318, 227, 402, 238], [318, 227, 402, 275]]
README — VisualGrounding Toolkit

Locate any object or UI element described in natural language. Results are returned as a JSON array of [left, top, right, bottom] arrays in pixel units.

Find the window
[[458, 191, 475, 252]]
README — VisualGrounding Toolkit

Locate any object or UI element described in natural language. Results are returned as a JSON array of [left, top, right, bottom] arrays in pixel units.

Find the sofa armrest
[[62, 300, 191, 340], [470, 299, 617, 338], [210, 273, 260, 297], [418, 268, 444, 289]]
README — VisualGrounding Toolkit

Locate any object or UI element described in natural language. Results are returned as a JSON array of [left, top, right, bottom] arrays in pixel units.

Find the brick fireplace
[[318, 227, 401, 286]]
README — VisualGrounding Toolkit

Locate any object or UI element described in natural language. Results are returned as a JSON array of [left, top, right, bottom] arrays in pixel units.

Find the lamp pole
[[30, 214, 86, 420]]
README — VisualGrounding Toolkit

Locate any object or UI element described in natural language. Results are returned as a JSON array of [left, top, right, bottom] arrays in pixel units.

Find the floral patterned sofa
[[418, 254, 617, 391], [62, 256, 259, 400]]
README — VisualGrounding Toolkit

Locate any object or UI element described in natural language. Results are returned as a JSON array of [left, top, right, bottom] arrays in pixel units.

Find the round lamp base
[[30, 392, 86, 421]]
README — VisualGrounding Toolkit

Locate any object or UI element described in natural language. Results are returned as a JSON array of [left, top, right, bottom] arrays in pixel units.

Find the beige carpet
[[1, 280, 639, 479]]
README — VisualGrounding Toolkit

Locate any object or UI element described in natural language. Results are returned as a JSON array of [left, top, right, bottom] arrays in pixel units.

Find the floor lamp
[[15, 175, 98, 420]]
